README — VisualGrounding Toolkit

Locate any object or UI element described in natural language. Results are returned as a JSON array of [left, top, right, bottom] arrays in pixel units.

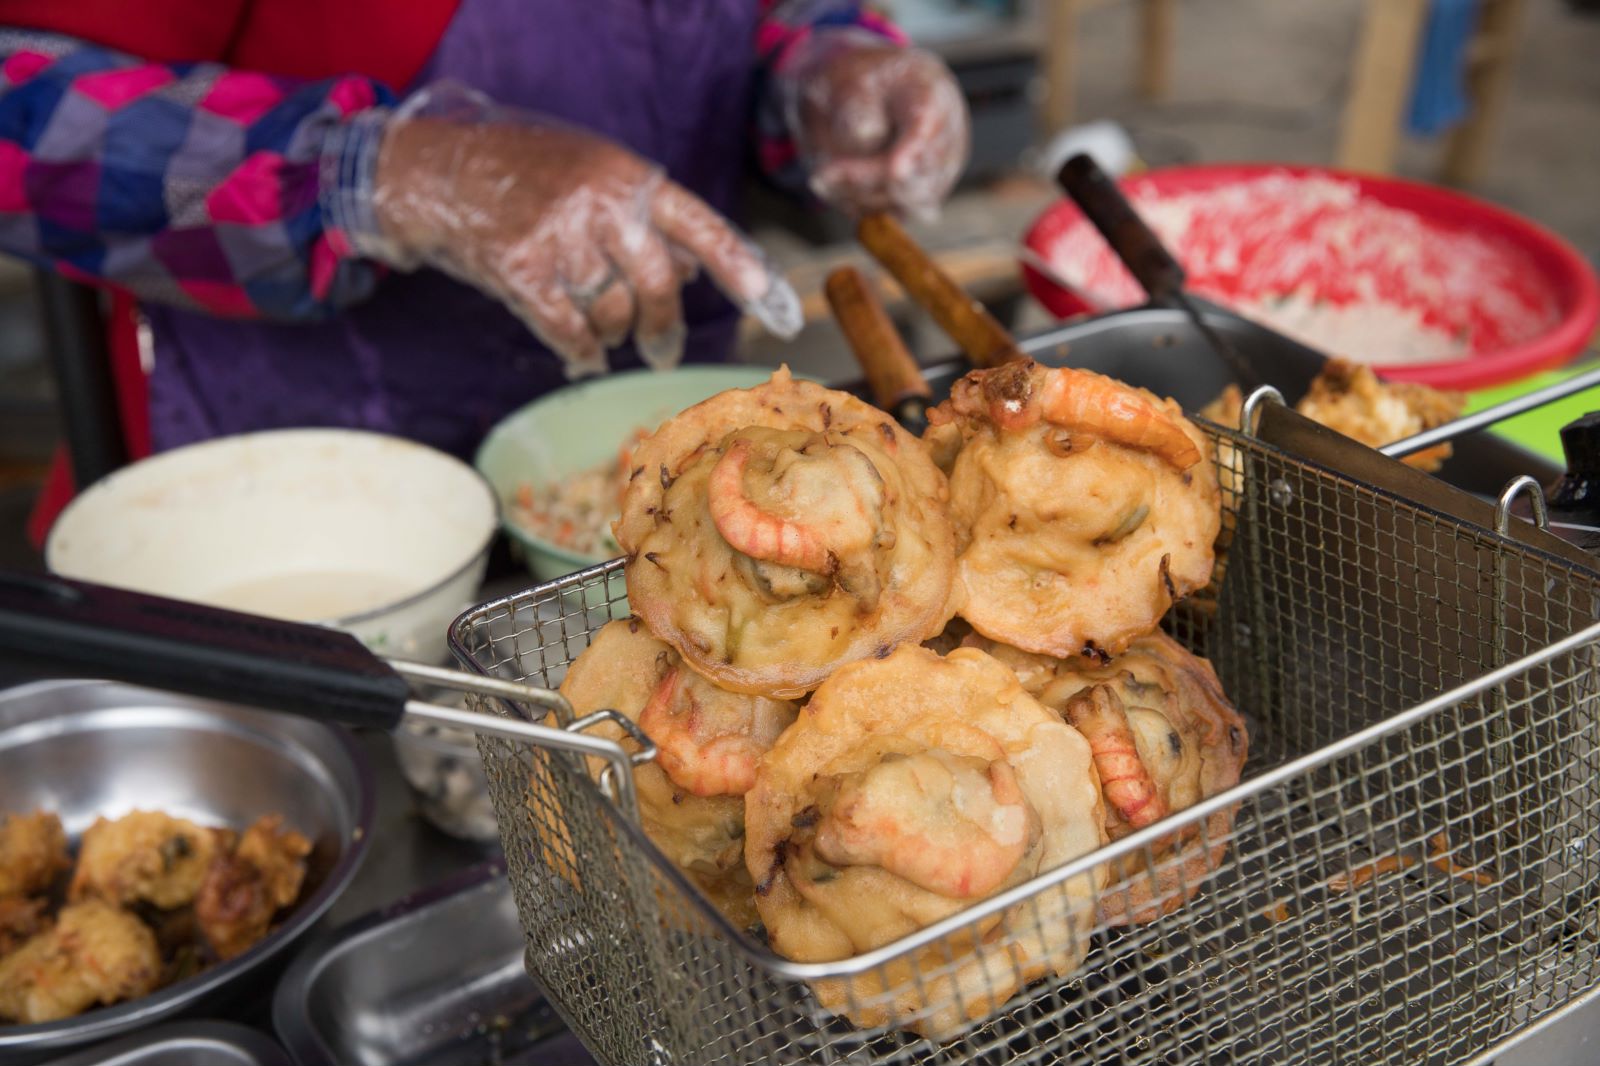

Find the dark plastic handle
[[0, 570, 411, 731], [1056, 153, 1186, 303]]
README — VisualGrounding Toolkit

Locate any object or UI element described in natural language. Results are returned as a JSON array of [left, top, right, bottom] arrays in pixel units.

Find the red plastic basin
[[1021, 164, 1600, 391]]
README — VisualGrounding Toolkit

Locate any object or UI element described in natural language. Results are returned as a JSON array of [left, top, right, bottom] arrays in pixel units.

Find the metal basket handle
[[391, 661, 656, 820], [0, 571, 655, 821], [1494, 475, 1551, 535]]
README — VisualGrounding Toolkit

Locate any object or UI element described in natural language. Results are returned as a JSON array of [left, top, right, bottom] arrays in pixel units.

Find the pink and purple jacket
[[0, 0, 902, 460]]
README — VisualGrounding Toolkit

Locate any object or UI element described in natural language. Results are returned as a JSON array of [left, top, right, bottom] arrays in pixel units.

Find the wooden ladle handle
[[824, 266, 931, 416], [856, 213, 1025, 370]]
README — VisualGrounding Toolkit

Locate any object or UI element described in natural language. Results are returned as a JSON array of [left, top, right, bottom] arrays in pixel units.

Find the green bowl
[[476, 365, 789, 581]]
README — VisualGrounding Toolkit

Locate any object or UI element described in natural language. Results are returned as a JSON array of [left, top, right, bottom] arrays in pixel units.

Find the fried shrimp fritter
[[746, 645, 1106, 1037], [1202, 359, 1465, 474], [1027, 630, 1248, 925], [69, 811, 224, 910], [196, 815, 311, 960], [928, 361, 1221, 662], [0, 901, 160, 1024], [615, 367, 958, 698], [0, 811, 70, 900], [560, 618, 799, 929]]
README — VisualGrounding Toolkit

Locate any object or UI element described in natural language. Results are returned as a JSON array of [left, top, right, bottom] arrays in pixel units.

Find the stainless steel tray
[[36, 1022, 291, 1066], [272, 861, 592, 1066]]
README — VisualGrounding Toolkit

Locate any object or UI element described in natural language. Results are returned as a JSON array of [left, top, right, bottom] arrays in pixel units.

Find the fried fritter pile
[[554, 363, 1249, 1038], [0, 809, 311, 1026]]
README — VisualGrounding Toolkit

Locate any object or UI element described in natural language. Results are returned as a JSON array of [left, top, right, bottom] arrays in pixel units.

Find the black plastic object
[[1054, 154, 1263, 392], [1541, 412, 1600, 553], [0, 571, 412, 731], [36, 273, 127, 488], [1055, 154, 1187, 301]]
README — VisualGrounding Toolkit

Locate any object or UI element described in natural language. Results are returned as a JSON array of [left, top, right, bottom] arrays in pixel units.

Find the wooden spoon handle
[[824, 266, 931, 413], [856, 213, 1025, 369]]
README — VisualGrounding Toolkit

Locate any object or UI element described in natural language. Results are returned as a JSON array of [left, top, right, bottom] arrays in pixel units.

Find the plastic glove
[[363, 82, 801, 376], [782, 29, 969, 221]]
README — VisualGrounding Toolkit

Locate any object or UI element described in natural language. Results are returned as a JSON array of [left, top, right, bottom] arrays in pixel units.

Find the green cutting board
[[1464, 360, 1600, 465]]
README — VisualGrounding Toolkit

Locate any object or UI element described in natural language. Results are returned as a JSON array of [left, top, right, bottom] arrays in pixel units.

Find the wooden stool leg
[[1040, 0, 1082, 137], [1336, 0, 1431, 173], [1442, 0, 1529, 186], [1138, 0, 1176, 100]]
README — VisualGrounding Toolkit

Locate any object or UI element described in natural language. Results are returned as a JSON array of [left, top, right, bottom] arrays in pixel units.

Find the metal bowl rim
[[0, 679, 376, 1054]]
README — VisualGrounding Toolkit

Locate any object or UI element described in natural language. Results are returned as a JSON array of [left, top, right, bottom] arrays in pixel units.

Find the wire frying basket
[[448, 416, 1600, 1066]]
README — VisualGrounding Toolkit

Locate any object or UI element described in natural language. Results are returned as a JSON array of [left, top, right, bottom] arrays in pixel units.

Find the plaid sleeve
[[752, 1, 906, 194], [0, 31, 396, 319]]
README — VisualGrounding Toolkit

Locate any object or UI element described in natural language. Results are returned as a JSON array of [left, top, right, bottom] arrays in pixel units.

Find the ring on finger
[[570, 265, 621, 307]]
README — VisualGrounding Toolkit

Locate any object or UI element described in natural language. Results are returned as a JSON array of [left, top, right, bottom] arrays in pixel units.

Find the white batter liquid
[[206, 571, 412, 622]]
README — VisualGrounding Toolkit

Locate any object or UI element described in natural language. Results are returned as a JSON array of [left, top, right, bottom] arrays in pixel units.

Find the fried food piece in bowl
[[69, 811, 226, 910], [196, 815, 312, 960], [1031, 630, 1248, 925], [928, 361, 1220, 662], [560, 618, 800, 930], [615, 367, 958, 698], [746, 645, 1107, 1037], [0, 811, 70, 900], [0, 898, 47, 959], [1201, 359, 1466, 474], [0, 901, 160, 1024]]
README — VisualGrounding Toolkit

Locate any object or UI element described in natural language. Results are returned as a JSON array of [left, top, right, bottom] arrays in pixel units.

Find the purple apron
[[144, 0, 760, 459]]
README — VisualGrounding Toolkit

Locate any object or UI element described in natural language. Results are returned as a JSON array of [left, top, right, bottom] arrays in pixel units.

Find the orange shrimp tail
[[1043, 368, 1202, 472], [707, 438, 832, 573], [1062, 684, 1170, 829]]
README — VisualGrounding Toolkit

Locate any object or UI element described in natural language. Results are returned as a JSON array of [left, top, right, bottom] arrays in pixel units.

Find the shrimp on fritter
[[930, 360, 1221, 661], [1060, 685, 1167, 829], [812, 747, 1040, 900], [1026, 630, 1249, 925], [638, 666, 794, 798], [746, 645, 1107, 1037], [616, 367, 956, 698], [561, 619, 800, 929], [707, 435, 885, 576], [943, 360, 1201, 471], [0, 811, 70, 900]]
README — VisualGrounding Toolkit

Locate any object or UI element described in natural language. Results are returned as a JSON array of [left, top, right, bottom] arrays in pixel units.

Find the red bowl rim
[[1021, 163, 1600, 391]]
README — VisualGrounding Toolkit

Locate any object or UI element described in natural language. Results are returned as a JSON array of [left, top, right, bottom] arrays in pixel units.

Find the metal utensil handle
[[824, 264, 931, 429], [0, 569, 412, 729], [0, 570, 643, 816], [1381, 365, 1600, 459], [1055, 153, 1186, 301], [1055, 154, 1264, 392]]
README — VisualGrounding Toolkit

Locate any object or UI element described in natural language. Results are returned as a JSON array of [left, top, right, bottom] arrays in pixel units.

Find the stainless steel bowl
[[0, 680, 373, 1063]]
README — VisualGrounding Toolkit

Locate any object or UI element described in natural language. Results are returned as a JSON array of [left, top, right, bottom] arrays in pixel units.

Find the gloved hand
[[782, 29, 970, 221], [362, 82, 801, 376]]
